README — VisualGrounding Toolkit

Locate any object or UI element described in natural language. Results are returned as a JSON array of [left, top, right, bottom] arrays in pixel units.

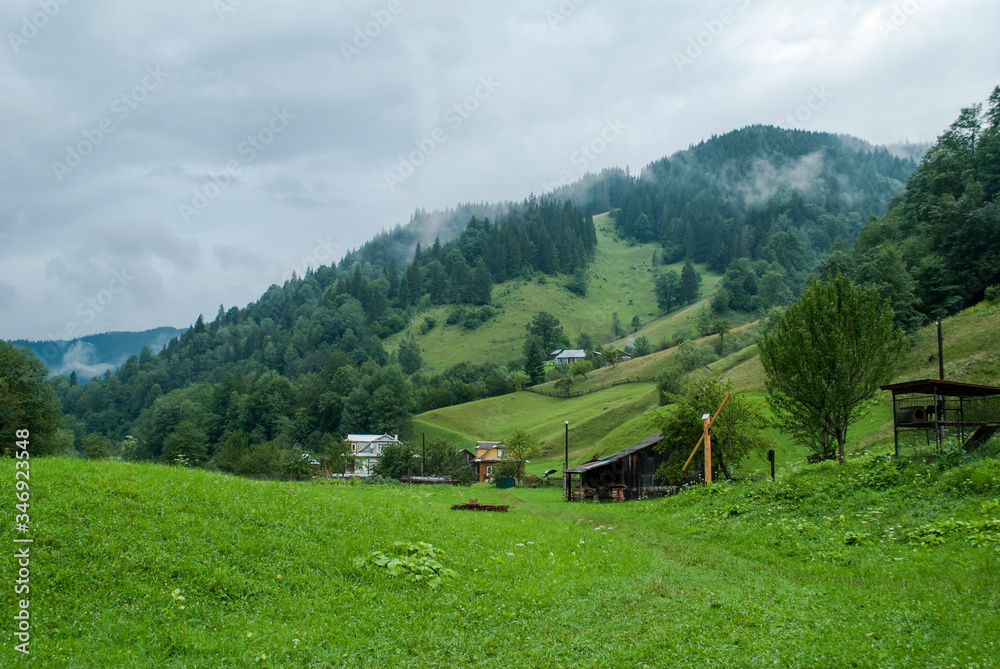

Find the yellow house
[[472, 440, 505, 482]]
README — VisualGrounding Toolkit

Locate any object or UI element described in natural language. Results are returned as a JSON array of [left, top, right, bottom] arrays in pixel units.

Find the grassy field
[[414, 382, 659, 461], [387, 213, 722, 375], [4, 456, 998, 667], [415, 302, 1000, 483]]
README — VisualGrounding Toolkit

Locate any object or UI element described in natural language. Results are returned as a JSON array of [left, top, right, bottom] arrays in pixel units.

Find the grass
[[387, 213, 722, 375], [5, 455, 999, 667], [414, 382, 659, 462]]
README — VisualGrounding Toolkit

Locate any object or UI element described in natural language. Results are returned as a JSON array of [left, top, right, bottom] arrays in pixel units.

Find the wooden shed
[[881, 379, 1000, 457], [564, 432, 678, 501]]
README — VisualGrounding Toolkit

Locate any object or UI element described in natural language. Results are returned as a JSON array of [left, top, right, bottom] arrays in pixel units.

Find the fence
[[523, 376, 646, 399]]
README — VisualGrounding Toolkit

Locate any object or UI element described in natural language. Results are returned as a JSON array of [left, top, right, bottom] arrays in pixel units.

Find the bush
[[83, 433, 110, 460], [419, 317, 437, 335], [675, 342, 719, 372], [654, 450, 689, 486], [454, 466, 476, 487], [283, 452, 314, 481]]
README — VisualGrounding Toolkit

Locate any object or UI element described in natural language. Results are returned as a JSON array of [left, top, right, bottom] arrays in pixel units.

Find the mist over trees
[[14, 115, 968, 473]]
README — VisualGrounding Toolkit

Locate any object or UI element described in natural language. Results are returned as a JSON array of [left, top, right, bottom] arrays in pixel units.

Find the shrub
[[83, 433, 110, 460], [283, 452, 314, 481], [454, 466, 476, 487], [357, 542, 455, 588]]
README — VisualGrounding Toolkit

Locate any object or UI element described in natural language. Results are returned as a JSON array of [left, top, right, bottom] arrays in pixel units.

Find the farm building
[[565, 432, 681, 501], [472, 441, 505, 482], [346, 434, 402, 477], [551, 349, 587, 365], [881, 379, 1000, 458], [458, 449, 476, 468]]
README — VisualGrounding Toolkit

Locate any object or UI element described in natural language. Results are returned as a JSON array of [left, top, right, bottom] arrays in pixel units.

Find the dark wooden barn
[[565, 432, 682, 501], [881, 379, 1000, 457]]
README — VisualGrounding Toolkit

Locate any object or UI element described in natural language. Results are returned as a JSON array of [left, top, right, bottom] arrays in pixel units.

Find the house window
[[486, 466, 494, 476]]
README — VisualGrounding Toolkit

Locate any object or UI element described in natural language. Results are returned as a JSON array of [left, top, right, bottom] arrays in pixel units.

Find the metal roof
[[565, 432, 663, 474], [881, 379, 1000, 398]]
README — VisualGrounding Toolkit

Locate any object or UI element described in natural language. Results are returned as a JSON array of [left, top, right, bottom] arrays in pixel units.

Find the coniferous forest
[[13, 89, 1000, 472]]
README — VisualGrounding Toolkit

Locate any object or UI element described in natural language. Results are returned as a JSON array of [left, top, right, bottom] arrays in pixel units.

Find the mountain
[[14, 327, 184, 382], [46, 125, 920, 462]]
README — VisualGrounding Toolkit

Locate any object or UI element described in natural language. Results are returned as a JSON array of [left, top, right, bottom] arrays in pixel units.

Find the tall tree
[[522, 336, 547, 386], [0, 341, 61, 456], [679, 260, 700, 304], [397, 332, 422, 375], [525, 312, 564, 354], [469, 258, 493, 306], [655, 270, 680, 312], [758, 273, 904, 463]]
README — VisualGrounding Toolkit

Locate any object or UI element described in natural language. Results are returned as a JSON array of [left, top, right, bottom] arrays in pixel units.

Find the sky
[[0, 0, 998, 341]]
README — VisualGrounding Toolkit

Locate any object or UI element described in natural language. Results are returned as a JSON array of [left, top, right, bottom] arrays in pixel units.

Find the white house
[[551, 349, 587, 365], [346, 434, 402, 477]]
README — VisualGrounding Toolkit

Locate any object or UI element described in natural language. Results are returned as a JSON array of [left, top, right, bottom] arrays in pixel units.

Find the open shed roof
[[881, 379, 1000, 398], [565, 432, 663, 474]]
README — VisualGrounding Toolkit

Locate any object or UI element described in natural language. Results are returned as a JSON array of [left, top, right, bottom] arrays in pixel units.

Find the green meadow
[[3, 455, 998, 668], [387, 214, 721, 375]]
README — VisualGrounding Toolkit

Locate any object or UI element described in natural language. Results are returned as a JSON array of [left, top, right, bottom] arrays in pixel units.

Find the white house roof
[[552, 349, 586, 358], [347, 434, 399, 442]]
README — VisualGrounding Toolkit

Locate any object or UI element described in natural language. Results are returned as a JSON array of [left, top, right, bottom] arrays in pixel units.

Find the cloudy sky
[[0, 0, 997, 341]]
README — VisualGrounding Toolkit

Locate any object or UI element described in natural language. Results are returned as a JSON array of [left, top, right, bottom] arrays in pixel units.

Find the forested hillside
[[14, 327, 183, 381], [30, 125, 924, 469], [826, 86, 1000, 329]]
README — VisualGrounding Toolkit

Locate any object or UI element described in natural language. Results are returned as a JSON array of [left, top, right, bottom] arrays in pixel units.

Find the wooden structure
[[345, 433, 402, 477], [400, 476, 454, 485], [551, 349, 588, 365], [881, 379, 1000, 457], [564, 433, 677, 501], [681, 393, 731, 484], [451, 499, 510, 512], [472, 441, 505, 482]]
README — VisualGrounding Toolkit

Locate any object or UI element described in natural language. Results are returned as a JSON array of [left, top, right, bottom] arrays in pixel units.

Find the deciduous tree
[[757, 273, 904, 463]]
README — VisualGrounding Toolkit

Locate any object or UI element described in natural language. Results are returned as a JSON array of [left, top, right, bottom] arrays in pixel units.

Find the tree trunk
[[837, 430, 846, 464]]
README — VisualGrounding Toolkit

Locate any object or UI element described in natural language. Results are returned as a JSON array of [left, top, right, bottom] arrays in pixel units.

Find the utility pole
[[564, 420, 569, 501], [937, 318, 944, 381], [703, 413, 712, 484], [421, 433, 425, 476]]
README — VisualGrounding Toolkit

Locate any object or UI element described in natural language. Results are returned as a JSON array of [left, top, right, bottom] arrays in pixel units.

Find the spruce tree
[[679, 260, 700, 304]]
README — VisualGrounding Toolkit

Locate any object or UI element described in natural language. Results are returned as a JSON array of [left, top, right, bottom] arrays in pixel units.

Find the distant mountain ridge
[[14, 327, 184, 381]]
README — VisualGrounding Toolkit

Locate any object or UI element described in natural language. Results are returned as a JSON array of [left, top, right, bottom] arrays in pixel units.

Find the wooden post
[[564, 420, 569, 501], [421, 433, 425, 477], [703, 413, 712, 484], [937, 318, 944, 381], [768, 450, 775, 481]]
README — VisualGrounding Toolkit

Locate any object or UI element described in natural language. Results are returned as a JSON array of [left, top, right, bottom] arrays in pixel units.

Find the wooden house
[[550, 349, 587, 365], [472, 441, 505, 482], [458, 449, 476, 468], [346, 434, 402, 477]]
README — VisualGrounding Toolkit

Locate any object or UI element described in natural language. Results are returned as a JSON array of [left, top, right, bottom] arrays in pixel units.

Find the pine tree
[[679, 261, 700, 304], [523, 336, 547, 386], [470, 259, 493, 306], [397, 332, 422, 374]]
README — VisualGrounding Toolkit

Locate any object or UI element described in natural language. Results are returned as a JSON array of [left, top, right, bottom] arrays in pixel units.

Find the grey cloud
[[1, 0, 998, 340]]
